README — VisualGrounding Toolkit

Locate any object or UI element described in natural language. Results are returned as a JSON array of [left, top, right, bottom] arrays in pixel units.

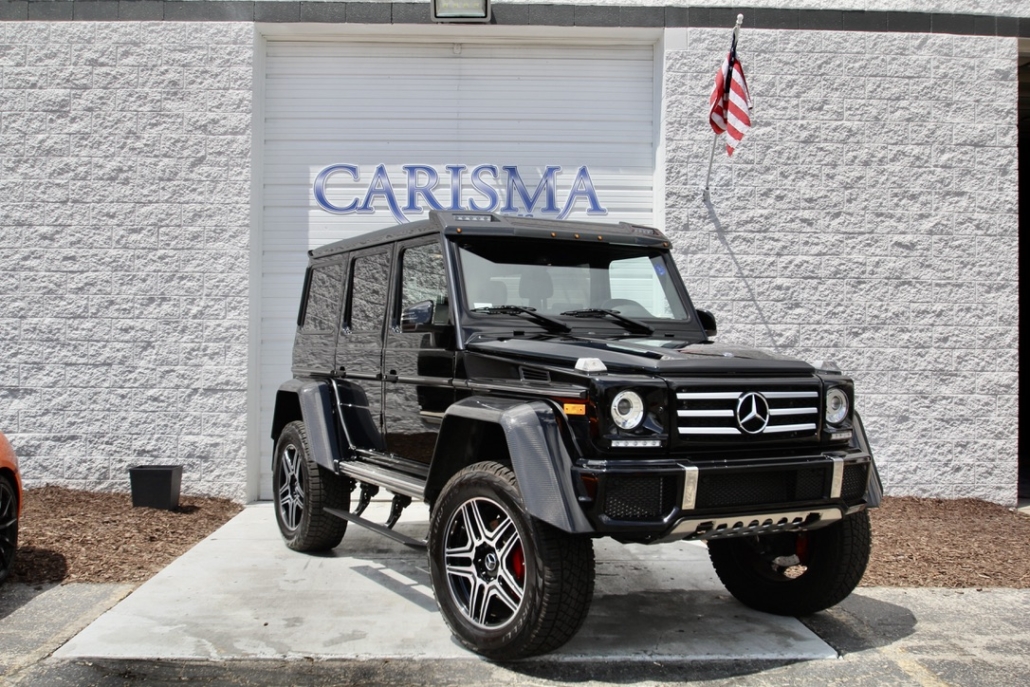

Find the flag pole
[[703, 14, 744, 204]]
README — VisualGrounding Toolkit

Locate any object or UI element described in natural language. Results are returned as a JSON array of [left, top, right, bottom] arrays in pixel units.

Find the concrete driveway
[[53, 501, 835, 662], [4, 501, 1029, 685]]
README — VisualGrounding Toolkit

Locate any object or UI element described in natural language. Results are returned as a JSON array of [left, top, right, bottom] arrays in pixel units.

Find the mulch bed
[[864, 496, 1030, 588], [7, 487, 1029, 588], [9, 486, 242, 585]]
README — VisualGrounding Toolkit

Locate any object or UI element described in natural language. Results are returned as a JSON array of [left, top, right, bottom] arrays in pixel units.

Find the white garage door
[[257, 37, 658, 498]]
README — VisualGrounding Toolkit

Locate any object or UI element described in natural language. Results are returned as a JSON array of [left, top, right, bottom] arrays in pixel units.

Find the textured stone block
[[299, 1, 346, 23], [255, 1, 299, 23], [346, 2, 390, 24], [117, 1, 162, 21], [573, 5, 618, 27]]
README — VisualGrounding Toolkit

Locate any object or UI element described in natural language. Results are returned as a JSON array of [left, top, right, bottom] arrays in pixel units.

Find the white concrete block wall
[[0, 21, 253, 501], [664, 28, 1020, 504]]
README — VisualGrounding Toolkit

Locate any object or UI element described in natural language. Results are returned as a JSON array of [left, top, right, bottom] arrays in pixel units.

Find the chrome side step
[[324, 507, 427, 550], [335, 460, 426, 501]]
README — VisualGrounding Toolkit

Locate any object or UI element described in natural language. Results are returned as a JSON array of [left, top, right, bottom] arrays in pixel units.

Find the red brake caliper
[[795, 533, 810, 566], [511, 543, 525, 583]]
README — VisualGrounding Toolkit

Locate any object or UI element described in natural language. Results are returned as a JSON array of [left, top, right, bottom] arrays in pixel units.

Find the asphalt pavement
[[2, 500, 1029, 686]]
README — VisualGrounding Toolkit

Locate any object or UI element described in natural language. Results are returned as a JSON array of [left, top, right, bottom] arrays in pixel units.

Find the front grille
[[842, 464, 869, 503], [676, 383, 820, 442], [695, 467, 827, 509], [603, 475, 676, 522]]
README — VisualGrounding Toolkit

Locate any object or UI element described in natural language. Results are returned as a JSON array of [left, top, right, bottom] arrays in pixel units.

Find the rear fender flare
[[428, 397, 593, 534], [272, 379, 340, 472]]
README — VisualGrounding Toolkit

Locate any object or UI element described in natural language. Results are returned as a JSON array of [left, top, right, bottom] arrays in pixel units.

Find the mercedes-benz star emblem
[[736, 392, 770, 434], [484, 552, 498, 572]]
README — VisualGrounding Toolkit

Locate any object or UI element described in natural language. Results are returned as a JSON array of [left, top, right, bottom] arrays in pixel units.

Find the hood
[[466, 335, 814, 375]]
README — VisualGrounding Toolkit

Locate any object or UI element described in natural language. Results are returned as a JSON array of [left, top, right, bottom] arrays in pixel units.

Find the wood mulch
[[7, 487, 1030, 588], [864, 496, 1030, 588], [9, 486, 242, 585]]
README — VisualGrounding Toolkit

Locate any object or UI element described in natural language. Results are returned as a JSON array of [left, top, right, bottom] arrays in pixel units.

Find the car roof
[[309, 212, 670, 260]]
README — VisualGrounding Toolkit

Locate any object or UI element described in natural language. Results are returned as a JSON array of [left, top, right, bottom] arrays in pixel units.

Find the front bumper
[[573, 450, 874, 542]]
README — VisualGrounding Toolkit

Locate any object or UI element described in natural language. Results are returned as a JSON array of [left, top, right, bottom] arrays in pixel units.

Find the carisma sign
[[313, 164, 608, 224]]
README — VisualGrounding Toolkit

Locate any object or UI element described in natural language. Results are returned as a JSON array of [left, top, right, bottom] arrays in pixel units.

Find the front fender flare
[[429, 396, 594, 534], [853, 411, 883, 508]]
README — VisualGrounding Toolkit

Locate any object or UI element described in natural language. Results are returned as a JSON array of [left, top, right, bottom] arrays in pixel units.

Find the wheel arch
[[272, 379, 340, 472], [427, 397, 594, 534], [0, 467, 20, 514]]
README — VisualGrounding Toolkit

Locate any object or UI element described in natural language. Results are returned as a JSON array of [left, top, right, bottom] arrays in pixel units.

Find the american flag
[[708, 39, 752, 156]]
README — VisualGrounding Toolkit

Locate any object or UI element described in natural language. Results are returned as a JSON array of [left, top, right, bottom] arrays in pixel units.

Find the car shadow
[[6, 546, 68, 585], [798, 590, 918, 655], [2, 547, 68, 620], [500, 590, 917, 683]]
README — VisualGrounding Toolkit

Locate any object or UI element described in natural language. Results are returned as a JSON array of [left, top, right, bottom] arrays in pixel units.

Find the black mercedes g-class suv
[[271, 211, 881, 659]]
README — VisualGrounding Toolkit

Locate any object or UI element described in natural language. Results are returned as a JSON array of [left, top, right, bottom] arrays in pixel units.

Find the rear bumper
[[573, 449, 874, 542]]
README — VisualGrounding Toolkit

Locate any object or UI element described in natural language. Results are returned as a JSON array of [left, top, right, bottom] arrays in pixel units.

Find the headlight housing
[[825, 387, 849, 425], [610, 390, 645, 430]]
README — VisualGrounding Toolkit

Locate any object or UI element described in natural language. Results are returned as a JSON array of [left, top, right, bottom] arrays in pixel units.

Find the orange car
[[0, 431, 21, 584]]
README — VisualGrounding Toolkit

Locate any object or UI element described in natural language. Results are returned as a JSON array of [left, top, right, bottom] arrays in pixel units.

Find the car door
[[383, 238, 455, 465], [336, 247, 392, 450]]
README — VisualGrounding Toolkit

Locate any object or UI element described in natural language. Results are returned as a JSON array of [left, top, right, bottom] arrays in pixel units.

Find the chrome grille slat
[[675, 383, 821, 439], [763, 423, 817, 433], [676, 392, 741, 400]]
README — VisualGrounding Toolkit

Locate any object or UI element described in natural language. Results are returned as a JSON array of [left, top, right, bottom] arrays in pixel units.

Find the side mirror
[[401, 300, 439, 333], [696, 309, 717, 338]]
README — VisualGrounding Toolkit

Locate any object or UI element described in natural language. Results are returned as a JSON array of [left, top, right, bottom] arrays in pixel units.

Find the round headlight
[[825, 388, 849, 425], [611, 390, 645, 430]]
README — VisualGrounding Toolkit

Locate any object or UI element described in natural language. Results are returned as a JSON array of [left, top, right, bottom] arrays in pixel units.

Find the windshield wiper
[[470, 305, 571, 334], [560, 308, 654, 335]]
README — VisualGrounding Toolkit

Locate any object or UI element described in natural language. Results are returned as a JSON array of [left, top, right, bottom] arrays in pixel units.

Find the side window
[[348, 251, 391, 332], [399, 243, 448, 317], [300, 262, 344, 333]]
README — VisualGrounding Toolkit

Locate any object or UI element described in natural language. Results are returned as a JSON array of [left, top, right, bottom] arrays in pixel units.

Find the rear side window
[[347, 251, 391, 332], [300, 262, 344, 333]]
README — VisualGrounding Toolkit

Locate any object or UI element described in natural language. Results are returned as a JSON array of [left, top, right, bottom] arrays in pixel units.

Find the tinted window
[[400, 243, 448, 316], [349, 252, 390, 332], [301, 263, 343, 333]]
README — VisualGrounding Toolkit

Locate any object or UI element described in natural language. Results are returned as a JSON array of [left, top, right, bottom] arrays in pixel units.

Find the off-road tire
[[0, 474, 17, 584], [428, 461, 594, 660], [707, 510, 871, 616], [273, 420, 349, 552]]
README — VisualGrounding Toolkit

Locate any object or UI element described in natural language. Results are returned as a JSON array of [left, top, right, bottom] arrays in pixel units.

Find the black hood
[[467, 336, 814, 376]]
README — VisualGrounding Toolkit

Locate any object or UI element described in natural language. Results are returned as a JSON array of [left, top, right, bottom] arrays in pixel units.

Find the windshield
[[455, 238, 692, 325]]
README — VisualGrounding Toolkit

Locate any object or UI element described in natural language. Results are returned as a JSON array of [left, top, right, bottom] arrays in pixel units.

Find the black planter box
[[128, 465, 183, 510]]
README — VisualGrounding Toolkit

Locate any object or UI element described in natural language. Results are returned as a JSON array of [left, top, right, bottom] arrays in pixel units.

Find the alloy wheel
[[443, 496, 526, 629], [277, 443, 305, 531]]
